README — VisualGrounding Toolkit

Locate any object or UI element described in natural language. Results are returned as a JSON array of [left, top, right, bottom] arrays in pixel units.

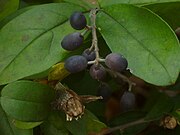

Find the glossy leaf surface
[[98, 0, 180, 7], [97, 4, 180, 85], [1, 80, 54, 121], [0, 103, 33, 135], [0, 3, 85, 85]]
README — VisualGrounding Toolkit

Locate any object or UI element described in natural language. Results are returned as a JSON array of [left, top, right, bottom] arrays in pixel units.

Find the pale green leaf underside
[[98, 0, 180, 7], [0, 3, 85, 85], [0, 103, 33, 135], [63, 0, 99, 9], [13, 120, 43, 129], [97, 4, 180, 85]]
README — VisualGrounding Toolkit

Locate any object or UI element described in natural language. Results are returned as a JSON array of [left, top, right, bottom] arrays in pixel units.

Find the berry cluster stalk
[[88, 8, 135, 91], [90, 8, 100, 65]]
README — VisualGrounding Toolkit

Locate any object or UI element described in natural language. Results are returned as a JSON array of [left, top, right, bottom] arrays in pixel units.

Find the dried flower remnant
[[52, 82, 102, 121], [160, 115, 177, 129], [52, 82, 85, 121]]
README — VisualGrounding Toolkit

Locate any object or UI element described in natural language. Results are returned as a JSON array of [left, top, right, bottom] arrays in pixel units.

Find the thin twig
[[81, 28, 90, 36], [106, 68, 136, 91], [80, 95, 103, 103], [87, 58, 105, 65], [100, 118, 147, 135]]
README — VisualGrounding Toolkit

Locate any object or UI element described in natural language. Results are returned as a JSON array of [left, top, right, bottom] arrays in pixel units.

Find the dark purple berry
[[89, 64, 106, 81], [70, 12, 87, 30], [97, 83, 112, 101], [64, 55, 87, 73], [61, 32, 83, 51], [82, 49, 96, 61], [120, 91, 136, 112], [105, 53, 128, 72]]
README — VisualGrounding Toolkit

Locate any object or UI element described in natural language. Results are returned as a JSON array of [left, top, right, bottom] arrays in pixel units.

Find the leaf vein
[[102, 11, 172, 82], [0, 19, 68, 76]]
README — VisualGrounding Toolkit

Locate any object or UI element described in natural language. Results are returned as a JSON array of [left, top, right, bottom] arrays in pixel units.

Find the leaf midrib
[[0, 19, 68, 77], [101, 10, 172, 83], [1, 96, 50, 104]]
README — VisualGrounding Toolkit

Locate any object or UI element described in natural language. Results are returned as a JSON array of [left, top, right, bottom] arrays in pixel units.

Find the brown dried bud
[[160, 116, 177, 129], [52, 82, 85, 121], [52, 82, 102, 121], [63, 89, 85, 121]]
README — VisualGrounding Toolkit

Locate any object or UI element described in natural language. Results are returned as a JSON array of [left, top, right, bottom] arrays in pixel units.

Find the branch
[[97, 118, 150, 135]]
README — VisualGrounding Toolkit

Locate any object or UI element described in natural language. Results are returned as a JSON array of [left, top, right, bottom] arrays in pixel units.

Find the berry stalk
[[105, 68, 136, 91], [90, 8, 100, 65]]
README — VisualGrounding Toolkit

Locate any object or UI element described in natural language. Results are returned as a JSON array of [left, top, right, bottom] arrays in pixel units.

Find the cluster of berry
[[61, 12, 128, 80], [61, 11, 135, 111]]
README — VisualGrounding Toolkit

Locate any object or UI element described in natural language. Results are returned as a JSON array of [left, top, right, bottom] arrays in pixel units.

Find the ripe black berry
[[82, 49, 96, 61], [120, 91, 135, 112], [70, 12, 87, 30], [105, 53, 128, 72], [89, 64, 106, 81], [64, 55, 87, 73], [61, 32, 83, 51], [97, 83, 112, 101]]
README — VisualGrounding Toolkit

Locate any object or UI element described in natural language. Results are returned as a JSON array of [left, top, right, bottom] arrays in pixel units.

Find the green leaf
[[109, 111, 147, 135], [98, 0, 180, 7], [145, 94, 174, 120], [41, 111, 69, 135], [0, 3, 86, 85], [1, 80, 55, 121], [64, 0, 99, 9], [97, 4, 180, 86], [8, 117, 33, 135], [85, 110, 107, 133], [64, 110, 106, 135], [65, 115, 87, 135], [41, 121, 69, 135], [0, 0, 19, 21], [13, 120, 43, 129], [42, 110, 106, 135], [0, 6, 32, 29], [171, 111, 180, 122], [0, 103, 33, 135], [110, 111, 145, 126], [144, 2, 180, 30]]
